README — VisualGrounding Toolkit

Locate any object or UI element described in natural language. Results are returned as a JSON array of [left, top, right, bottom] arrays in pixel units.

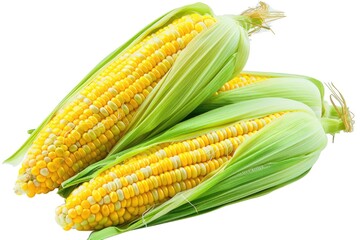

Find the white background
[[0, 0, 359, 239]]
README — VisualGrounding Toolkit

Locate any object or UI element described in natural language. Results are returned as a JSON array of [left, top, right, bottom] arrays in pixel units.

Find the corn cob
[[14, 9, 215, 198], [6, 3, 282, 197], [56, 97, 351, 238], [56, 111, 284, 230]]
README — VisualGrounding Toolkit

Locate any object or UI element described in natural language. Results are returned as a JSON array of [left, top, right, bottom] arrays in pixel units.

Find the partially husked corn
[[56, 113, 283, 230], [57, 95, 352, 239], [15, 13, 216, 197]]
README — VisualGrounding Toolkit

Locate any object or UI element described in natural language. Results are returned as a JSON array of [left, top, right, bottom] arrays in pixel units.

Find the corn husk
[[193, 71, 325, 118]]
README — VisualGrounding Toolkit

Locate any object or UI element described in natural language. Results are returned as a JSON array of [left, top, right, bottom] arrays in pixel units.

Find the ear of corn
[[5, 3, 283, 197], [193, 71, 325, 118], [5, 2, 214, 166], [56, 97, 348, 238], [194, 71, 352, 134]]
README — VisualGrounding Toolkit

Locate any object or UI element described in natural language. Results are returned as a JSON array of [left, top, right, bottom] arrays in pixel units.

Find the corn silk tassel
[[4, 2, 283, 197], [57, 95, 352, 239]]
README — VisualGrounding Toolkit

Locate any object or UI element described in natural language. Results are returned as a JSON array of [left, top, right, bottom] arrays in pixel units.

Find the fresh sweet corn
[[56, 111, 284, 230], [56, 97, 351, 239], [6, 3, 282, 197], [14, 9, 215, 197]]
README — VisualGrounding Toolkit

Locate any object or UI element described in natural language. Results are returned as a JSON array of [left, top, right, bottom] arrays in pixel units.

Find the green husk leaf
[[323, 101, 341, 119], [193, 77, 323, 118], [321, 117, 347, 135], [86, 101, 327, 239], [242, 71, 325, 98], [3, 2, 214, 165], [107, 2, 287, 153], [107, 16, 249, 153]]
